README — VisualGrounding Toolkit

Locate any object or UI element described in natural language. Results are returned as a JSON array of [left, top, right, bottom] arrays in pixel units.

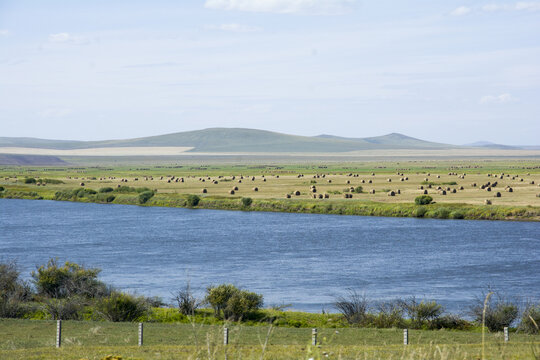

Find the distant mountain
[[0, 154, 67, 165], [0, 128, 460, 154], [464, 141, 521, 150]]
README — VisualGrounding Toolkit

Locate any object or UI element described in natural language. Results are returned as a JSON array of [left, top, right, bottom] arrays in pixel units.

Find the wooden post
[[504, 327, 509, 342], [403, 329, 409, 345], [138, 323, 143, 346], [56, 320, 62, 348], [311, 328, 317, 346], [223, 327, 229, 345]]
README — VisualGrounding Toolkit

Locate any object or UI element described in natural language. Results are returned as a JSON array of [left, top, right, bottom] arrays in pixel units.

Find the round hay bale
[[80, 182, 85, 186], [318, 194, 323, 199], [397, 189, 401, 194], [286, 194, 291, 199], [238, 180, 242, 183], [233, 186, 239, 191], [485, 199, 492, 205], [213, 180, 219, 184], [311, 188, 317, 193], [508, 187, 513, 192], [294, 190, 301, 196], [251, 177, 255, 181], [370, 189, 375, 194], [263, 179, 267, 182], [472, 183, 477, 187], [324, 193, 329, 199], [495, 192, 501, 197], [328, 179, 332, 183], [437, 175, 440, 178], [451, 189, 457, 193], [459, 186, 464, 190], [117, 184, 121, 188], [368, 180, 372, 184], [400, 178, 404, 182], [312, 194, 317, 199], [343, 193, 349, 198], [361, 179, 365, 183], [371, 173, 375, 176], [387, 178, 392, 182], [440, 190, 447, 195], [202, 188, 207, 193], [229, 190, 235, 195], [253, 187, 259, 192], [388, 191, 395, 196], [486, 187, 492, 192], [424, 178, 429, 182], [423, 189, 428, 195], [346, 180, 350, 184]]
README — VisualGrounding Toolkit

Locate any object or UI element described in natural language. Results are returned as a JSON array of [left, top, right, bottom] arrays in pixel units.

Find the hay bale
[[370, 189, 375, 194], [459, 186, 464, 190], [251, 177, 255, 181], [233, 186, 239, 191], [486, 187, 492, 192], [318, 194, 323, 199], [229, 190, 235, 195], [451, 189, 457, 193], [437, 175, 440, 178], [286, 194, 291, 199], [423, 189, 428, 195], [485, 199, 492, 205], [324, 193, 329, 199], [238, 180, 242, 183], [346, 180, 350, 184], [202, 188, 207, 193], [80, 182, 85, 186], [263, 179, 267, 182], [387, 178, 392, 182], [361, 179, 365, 183], [419, 185, 424, 190], [312, 194, 317, 199], [472, 183, 477, 187], [311, 188, 317, 193], [495, 192, 501, 197], [388, 191, 395, 196], [294, 190, 301, 196], [440, 190, 446, 195], [368, 180, 372, 184], [328, 179, 332, 183], [213, 180, 219, 184], [253, 187, 259, 192]]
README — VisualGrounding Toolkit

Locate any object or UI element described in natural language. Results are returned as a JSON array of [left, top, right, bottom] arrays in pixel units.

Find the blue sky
[[0, 0, 539, 144]]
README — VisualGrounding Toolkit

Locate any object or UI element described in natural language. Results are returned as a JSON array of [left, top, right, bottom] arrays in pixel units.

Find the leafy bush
[[97, 193, 115, 203], [99, 187, 114, 193], [519, 303, 540, 334], [206, 284, 263, 321], [0, 262, 33, 318], [371, 301, 405, 328], [413, 206, 428, 218], [429, 314, 472, 330], [41, 178, 64, 184], [334, 290, 368, 325], [414, 195, 433, 205], [471, 294, 519, 331], [41, 297, 84, 320], [138, 190, 154, 204], [0, 186, 4, 192], [32, 259, 108, 299], [187, 195, 200, 207], [23, 178, 36, 184], [353, 186, 363, 193], [173, 282, 199, 316], [399, 297, 443, 328], [241, 197, 253, 207], [432, 208, 451, 219], [96, 292, 149, 322], [450, 211, 465, 219]]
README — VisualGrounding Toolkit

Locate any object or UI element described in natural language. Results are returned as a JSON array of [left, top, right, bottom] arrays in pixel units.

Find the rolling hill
[[0, 128, 457, 153]]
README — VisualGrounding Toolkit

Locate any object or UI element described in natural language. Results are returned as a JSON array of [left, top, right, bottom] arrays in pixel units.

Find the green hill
[[0, 128, 456, 153]]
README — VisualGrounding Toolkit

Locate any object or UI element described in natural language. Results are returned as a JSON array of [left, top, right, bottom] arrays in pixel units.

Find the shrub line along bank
[[1, 185, 540, 221]]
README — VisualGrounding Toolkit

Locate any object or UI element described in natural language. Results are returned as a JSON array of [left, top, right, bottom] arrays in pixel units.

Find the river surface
[[1, 199, 538, 314]]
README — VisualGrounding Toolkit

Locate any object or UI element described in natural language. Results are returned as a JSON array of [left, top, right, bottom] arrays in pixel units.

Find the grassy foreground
[[1, 319, 539, 359]]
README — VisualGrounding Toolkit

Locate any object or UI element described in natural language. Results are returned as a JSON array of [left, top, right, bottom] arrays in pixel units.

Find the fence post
[[504, 327, 509, 342], [56, 320, 62, 348], [138, 323, 143, 346], [403, 329, 409, 345], [223, 327, 229, 345], [312, 328, 318, 345]]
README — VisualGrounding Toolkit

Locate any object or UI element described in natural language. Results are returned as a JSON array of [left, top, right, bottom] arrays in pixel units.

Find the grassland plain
[[1, 160, 540, 221], [1, 318, 539, 360]]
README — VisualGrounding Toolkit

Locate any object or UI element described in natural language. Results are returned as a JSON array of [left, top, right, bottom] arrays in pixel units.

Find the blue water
[[1, 199, 538, 314]]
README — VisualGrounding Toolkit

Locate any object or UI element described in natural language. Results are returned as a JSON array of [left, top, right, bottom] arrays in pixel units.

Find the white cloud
[[204, 0, 357, 15], [515, 1, 540, 11], [480, 93, 518, 104], [207, 23, 261, 32], [0, 29, 9, 36], [48, 32, 90, 44], [450, 6, 471, 16]]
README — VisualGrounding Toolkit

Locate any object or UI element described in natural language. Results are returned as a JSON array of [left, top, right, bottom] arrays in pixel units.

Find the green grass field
[[1, 319, 539, 359], [1, 159, 539, 221]]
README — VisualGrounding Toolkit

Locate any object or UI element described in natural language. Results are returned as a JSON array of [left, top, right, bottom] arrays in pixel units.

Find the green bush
[[98, 187, 114, 193], [371, 301, 405, 328], [206, 284, 263, 321], [429, 314, 472, 330], [414, 195, 433, 205], [41, 178, 64, 184], [0, 186, 4, 192], [138, 190, 154, 204], [41, 297, 84, 320], [31, 259, 108, 299], [450, 211, 465, 219], [187, 195, 200, 207], [96, 292, 149, 322], [432, 208, 451, 219], [519, 303, 540, 334], [334, 290, 368, 325], [399, 297, 443, 328], [0, 262, 33, 318], [471, 294, 519, 332], [97, 193, 115, 203], [353, 186, 363, 193], [241, 197, 253, 207], [23, 178, 36, 184], [413, 206, 428, 218]]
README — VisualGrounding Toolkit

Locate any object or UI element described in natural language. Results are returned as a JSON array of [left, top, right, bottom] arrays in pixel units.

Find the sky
[[0, 0, 539, 145]]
